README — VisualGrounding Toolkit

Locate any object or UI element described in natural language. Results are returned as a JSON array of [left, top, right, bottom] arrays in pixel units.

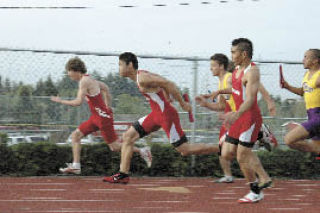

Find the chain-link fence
[[0, 48, 306, 147]]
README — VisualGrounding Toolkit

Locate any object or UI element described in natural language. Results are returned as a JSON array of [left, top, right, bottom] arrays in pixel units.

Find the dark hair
[[227, 61, 235, 73], [119, 52, 139, 69], [309, 49, 320, 64], [210, 53, 229, 70], [65, 57, 87, 73], [232, 38, 253, 59]]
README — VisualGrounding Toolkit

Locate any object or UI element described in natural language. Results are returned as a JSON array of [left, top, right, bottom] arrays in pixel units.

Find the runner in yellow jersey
[[281, 49, 320, 159]]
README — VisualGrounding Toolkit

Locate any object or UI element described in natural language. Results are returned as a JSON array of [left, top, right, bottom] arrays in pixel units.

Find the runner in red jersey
[[196, 54, 277, 184], [103, 52, 219, 184], [51, 57, 152, 176], [223, 38, 270, 203]]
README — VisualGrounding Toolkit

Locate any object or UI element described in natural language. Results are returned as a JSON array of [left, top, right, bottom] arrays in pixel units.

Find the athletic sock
[[72, 163, 81, 169], [119, 172, 129, 177], [250, 182, 261, 194]]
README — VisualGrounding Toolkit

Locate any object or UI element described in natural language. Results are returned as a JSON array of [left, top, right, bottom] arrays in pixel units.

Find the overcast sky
[[0, 0, 318, 61]]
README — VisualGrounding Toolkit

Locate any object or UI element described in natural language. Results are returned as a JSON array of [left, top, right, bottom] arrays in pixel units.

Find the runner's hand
[[195, 95, 208, 107], [51, 96, 62, 103], [181, 101, 192, 113]]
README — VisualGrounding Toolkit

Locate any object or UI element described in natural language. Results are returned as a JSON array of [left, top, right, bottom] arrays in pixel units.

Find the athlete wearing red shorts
[[79, 89, 117, 144], [133, 70, 187, 147], [51, 57, 152, 176], [225, 62, 262, 147], [223, 38, 270, 203], [104, 52, 219, 184]]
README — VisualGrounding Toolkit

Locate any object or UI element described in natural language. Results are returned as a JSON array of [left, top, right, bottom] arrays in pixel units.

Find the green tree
[[103, 73, 141, 98], [33, 79, 45, 96], [44, 76, 58, 96], [13, 85, 40, 124], [4, 78, 11, 94], [114, 94, 148, 114], [57, 75, 77, 97]]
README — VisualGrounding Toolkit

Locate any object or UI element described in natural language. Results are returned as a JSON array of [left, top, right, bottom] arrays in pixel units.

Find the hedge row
[[0, 142, 319, 178]]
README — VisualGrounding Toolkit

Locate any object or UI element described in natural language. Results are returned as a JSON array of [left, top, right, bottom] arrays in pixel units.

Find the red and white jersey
[[86, 92, 111, 118], [83, 75, 111, 118], [137, 70, 171, 112], [231, 62, 260, 113]]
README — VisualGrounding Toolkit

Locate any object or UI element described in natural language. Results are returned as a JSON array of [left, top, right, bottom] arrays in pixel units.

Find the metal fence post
[[191, 59, 198, 175]]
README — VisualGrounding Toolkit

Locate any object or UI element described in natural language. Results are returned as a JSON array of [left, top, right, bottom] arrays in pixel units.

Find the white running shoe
[[59, 163, 81, 175], [140, 146, 152, 168], [215, 176, 234, 183], [281, 121, 300, 131], [238, 191, 264, 203]]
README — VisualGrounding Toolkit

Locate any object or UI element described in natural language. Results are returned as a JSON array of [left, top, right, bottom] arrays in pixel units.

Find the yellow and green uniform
[[301, 70, 320, 140], [302, 70, 320, 110], [218, 72, 236, 112]]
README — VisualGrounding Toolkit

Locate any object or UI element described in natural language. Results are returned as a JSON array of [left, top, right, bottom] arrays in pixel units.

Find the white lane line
[[128, 184, 159, 187], [270, 208, 301, 211], [215, 192, 237, 195], [230, 187, 246, 189], [23, 197, 62, 200], [0, 199, 119, 202], [296, 203, 312, 206], [9, 183, 71, 185], [283, 198, 301, 201], [83, 178, 101, 181], [31, 189, 66, 191], [302, 189, 314, 191], [146, 201, 187, 203], [89, 189, 125, 191], [30, 211, 132, 213], [185, 185, 205, 188], [264, 194, 277, 196], [295, 184, 320, 187], [212, 197, 236, 200], [166, 211, 208, 213], [133, 207, 171, 209], [213, 202, 236, 205], [291, 195, 306, 197], [270, 188, 285, 190]]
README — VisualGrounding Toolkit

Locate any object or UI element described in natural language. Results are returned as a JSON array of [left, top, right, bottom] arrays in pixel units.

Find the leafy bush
[[0, 142, 319, 179]]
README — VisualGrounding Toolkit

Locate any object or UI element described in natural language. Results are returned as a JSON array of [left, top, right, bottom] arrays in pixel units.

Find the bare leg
[[221, 142, 237, 161], [108, 138, 141, 153], [175, 142, 219, 156], [119, 127, 140, 174], [237, 145, 262, 183], [71, 129, 84, 163], [219, 156, 232, 177], [250, 152, 271, 183], [285, 125, 320, 153]]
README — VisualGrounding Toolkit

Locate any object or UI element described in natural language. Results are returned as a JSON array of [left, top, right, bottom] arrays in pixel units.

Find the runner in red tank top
[[51, 57, 152, 176], [196, 54, 277, 185], [222, 38, 271, 203], [103, 52, 220, 184]]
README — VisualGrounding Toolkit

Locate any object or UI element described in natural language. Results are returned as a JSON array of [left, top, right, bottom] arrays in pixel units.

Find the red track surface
[[0, 177, 319, 213]]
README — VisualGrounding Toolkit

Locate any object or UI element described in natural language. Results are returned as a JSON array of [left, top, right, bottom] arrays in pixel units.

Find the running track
[[0, 177, 319, 213]]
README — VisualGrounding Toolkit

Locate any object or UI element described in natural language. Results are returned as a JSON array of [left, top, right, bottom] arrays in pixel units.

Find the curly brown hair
[[65, 57, 87, 73]]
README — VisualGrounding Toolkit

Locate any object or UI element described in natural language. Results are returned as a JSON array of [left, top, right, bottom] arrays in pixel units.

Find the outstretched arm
[[139, 72, 191, 112], [51, 80, 87, 106], [281, 74, 304, 96], [195, 95, 226, 111], [259, 83, 276, 116]]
